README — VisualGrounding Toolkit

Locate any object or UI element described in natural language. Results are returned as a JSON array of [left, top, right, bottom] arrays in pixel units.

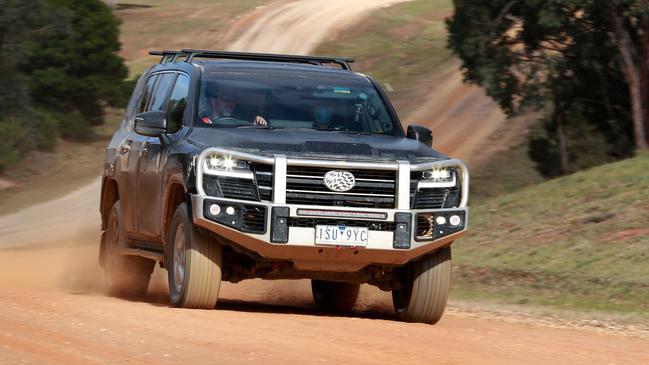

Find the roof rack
[[149, 50, 187, 63], [148, 49, 355, 71]]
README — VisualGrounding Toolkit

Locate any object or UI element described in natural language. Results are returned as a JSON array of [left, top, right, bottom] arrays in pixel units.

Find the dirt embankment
[[1, 1, 647, 364]]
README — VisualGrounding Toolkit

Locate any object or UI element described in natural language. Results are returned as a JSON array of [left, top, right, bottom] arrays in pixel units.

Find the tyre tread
[[169, 203, 222, 309], [393, 246, 452, 324]]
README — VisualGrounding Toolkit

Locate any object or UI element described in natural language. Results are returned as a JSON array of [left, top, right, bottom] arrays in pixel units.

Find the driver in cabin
[[202, 89, 268, 126], [313, 105, 333, 129]]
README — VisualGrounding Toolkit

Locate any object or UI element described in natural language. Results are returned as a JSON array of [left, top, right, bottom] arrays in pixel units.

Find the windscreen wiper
[[235, 125, 282, 130]]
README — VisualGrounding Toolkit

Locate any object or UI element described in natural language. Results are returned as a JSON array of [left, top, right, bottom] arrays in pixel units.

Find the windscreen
[[196, 72, 400, 135]]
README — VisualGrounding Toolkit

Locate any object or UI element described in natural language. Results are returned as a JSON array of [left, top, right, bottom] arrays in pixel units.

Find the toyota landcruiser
[[99, 49, 469, 324]]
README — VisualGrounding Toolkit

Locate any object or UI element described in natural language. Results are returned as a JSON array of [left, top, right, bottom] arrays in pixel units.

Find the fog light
[[209, 204, 221, 216], [449, 215, 461, 226], [226, 206, 236, 215], [435, 216, 447, 225]]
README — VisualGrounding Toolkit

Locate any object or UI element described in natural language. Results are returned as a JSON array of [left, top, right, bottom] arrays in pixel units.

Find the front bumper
[[191, 148, 469, 272], [191, 194, 468, 272]]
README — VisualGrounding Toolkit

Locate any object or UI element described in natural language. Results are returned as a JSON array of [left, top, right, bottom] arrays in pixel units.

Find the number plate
[[315, 225, 368, 247]]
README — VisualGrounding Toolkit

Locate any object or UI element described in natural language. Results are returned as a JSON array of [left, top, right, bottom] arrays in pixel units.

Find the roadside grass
[[315, 0, 454, 94], [470, 141, 545, 203], [450, 153, 649, 319], [469, 118, 546, 203], [0, 110, 122, 216]]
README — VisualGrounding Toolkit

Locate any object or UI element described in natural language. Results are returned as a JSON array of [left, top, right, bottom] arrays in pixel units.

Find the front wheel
[[311, 280, 360, 313], [392, 246, 452, 324], [167, 202, 223, 309]]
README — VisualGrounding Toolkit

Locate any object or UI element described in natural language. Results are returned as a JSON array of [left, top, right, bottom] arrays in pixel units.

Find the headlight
[[418, 167, 457, 188], [203, 153, 252, 178]]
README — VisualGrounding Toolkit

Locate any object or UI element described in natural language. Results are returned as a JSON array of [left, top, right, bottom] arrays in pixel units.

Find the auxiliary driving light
[[209, 204, 221, 216], [435, 216, 447, 225], [449, 215, 461, 226], [225, 206, 236, 215]]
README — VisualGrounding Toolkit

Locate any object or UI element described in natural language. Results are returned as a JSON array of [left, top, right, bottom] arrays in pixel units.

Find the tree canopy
[[0, 0, 129, 170], [447, 0, 648, 176]]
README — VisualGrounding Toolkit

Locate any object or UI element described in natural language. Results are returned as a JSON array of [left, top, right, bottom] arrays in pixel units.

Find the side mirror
[[407, 124, 433, 148], [134, 111, 167, 137]]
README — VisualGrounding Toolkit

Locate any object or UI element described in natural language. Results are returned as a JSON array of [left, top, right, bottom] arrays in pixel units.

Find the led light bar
[[202, 169, 254, 179], [296, 209, 388, 220]]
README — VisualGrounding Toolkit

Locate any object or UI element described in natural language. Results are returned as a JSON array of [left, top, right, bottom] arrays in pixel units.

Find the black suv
[[99, 49, 469, 324]]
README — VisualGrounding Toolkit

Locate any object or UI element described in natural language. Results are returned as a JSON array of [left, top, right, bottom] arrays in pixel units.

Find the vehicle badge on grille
[[323, 170, 355, 192]]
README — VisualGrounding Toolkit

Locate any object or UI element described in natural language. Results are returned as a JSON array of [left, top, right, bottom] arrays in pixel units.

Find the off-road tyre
[[167, 202, 222, 309], [392, 246, 452, 324], [103, 201, 155, 298], [311, 280, 360, 313]]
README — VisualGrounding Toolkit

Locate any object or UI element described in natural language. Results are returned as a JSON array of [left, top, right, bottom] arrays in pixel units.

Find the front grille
[[410, 172, 461, 209], [252, 163, 273, 201], [288, 217, 396, 232], [285, 166, 396, 208], [242, 205, 266, 233], [203, 176, 259, 201]]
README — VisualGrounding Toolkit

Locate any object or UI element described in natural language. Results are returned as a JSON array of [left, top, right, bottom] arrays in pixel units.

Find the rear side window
[[138, 75, 158, 113], [166, 74, 190, 133], [149, 73, 176, 111]]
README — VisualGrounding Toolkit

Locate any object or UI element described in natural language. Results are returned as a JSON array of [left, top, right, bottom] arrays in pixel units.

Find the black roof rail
[[149, 50, 188, 63], [149, 49, 355, 71]]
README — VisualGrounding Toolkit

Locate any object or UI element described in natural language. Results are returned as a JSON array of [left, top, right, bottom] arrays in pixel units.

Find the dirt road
[[1, 243, 648, 365], [226, 0, 411, 54], [2, 286, 648, 365], [1, 1, 647, 364]]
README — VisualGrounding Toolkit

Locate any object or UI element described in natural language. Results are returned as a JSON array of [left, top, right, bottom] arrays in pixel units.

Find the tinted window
[[138, 75, 158, 113], [166, 74, 190, 133], [149, 73, 175, 111], [124, 75, 147, 122], [197, 72, 399, 135]]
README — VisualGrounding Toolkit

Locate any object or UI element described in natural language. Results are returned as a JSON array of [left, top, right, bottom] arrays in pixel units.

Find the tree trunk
[[641, 15, 649, 146], [555, 111, 569, 175], [641, 66, 649, 146], [610, 7, 648, 150]]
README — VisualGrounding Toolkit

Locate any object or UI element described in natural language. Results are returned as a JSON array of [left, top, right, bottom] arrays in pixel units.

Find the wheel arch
[[162, 175, 189, 266], [100, 177, 120, 229]]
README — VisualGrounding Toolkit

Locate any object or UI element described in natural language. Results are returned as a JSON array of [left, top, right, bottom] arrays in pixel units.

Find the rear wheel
[[311, 280, 360, 313], [103, 201, 155, 298], [392, 246, 452, 324], [167, 202, 223, 309]]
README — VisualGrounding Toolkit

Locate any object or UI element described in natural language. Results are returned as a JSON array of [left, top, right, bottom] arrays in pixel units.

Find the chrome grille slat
[[285, 189, 394, 197], [286, 174, 394, 183]]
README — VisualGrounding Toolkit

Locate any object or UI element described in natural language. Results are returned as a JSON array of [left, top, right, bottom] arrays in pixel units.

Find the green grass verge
[[315, 0, 454, 92], [469, 130, 546, 203], [451, 153, 649, 318], [0, 110, 122, 216]]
